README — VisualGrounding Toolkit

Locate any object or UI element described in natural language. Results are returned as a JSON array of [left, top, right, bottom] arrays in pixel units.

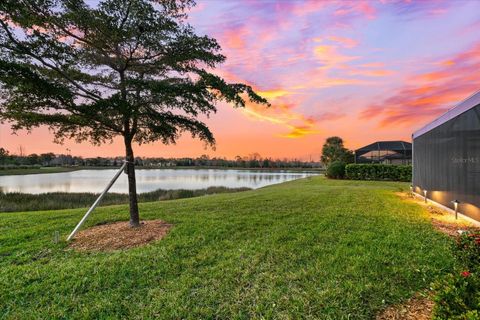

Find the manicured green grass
[[0, 176, 453, 319]]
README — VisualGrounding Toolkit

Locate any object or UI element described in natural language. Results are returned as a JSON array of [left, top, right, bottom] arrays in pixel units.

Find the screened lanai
[[354, 141, 412, 165]]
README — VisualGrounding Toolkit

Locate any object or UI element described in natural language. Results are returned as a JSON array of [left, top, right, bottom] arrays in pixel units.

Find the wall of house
[[413, 104, 480, 221]]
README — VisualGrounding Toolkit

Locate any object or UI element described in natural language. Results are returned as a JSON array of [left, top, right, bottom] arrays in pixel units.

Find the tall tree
[[0, 147, 9, 164], [321, 136, 353, 166], [0, 0, 268, 227]]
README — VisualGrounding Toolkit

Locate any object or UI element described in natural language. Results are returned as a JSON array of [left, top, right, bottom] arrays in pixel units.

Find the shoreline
[[0, 186, 252, 212], [0, 165, 324, 176]]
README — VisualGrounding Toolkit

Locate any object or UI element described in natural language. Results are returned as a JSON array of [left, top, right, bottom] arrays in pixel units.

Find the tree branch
[[0, 20, 102, 102]]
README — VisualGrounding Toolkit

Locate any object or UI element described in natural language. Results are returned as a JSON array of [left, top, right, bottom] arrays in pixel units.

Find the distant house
[[354, 141, 412, 165]]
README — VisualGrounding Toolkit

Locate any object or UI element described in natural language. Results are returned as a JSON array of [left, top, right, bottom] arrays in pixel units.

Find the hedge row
[[345, 164, 412, 182], [325, 161, 346, 179]]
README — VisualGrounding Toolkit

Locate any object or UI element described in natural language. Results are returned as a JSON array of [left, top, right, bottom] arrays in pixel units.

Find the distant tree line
[[0, 148, 322, 169]]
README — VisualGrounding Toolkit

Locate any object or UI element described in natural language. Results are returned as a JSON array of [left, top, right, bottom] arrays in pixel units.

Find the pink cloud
[[221, 25, 249, 50], [316, 112, 347, 122], [360, 42, 480, 128], [289, 1, 328, 17], [334, 1, 377, 20], [326, 35, 359, 48], [347, 68, 394, 77]]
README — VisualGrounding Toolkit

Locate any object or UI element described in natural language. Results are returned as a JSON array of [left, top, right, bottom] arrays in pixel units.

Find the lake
[[0, 169, 318, 194]]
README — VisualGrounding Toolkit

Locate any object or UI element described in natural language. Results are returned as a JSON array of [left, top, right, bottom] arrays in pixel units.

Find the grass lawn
[[0, 176, 453, 319]]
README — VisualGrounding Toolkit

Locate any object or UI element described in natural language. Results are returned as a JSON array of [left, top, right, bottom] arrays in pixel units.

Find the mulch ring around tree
[[69, 219, 172, 252]]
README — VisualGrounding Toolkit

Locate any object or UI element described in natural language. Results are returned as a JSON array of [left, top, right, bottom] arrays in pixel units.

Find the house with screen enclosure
[[354, 141, 412, 165], [412, 90, 480, 222]]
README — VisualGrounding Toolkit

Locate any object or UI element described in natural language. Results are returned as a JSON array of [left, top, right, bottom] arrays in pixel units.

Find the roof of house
[[355, 141, 412, 155], [412, 90, 480, 139]]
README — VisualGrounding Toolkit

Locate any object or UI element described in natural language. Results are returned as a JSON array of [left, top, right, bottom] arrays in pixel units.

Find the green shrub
[[454, 232, 480, 272], [345, 164, 411, 182], [433, 271, 480, 319], [432, 231, 480, 319], [326, 161, 346, 179]]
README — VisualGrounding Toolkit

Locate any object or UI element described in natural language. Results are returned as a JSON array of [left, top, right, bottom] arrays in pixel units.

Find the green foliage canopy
[[321, 136, 353, 166], [0, 0, 268, 146], [0, 0, 268, 225]]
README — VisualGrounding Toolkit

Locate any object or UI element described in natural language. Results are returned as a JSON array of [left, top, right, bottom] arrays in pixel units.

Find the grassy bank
[[0, 166, 81, 176], [0, 176, 453, 319], [0, 186, 250, 212]]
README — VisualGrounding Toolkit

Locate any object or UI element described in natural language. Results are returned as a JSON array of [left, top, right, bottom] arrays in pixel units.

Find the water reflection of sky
[[0, 169, 318, 194]]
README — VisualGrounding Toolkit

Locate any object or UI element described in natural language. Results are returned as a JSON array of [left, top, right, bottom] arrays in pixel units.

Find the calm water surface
[[0, 169, 317, 194]]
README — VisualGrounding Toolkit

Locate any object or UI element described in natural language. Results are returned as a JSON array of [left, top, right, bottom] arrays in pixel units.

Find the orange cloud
[[208, 69, 316, 138], [439, 60, 455, 66], [311, 38, 392, 84], [256, 89, 291, 100], [280, 124, 320, 138], [241, 90, 320, 139], [347, 68, 394, 77], [243, 108, 288, 125], [314, 45, 359, 69], [301, 70, 376, 89], [416, 70, 450, 82]]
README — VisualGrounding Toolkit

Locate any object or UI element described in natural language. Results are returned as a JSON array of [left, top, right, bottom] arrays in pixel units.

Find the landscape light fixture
[[451, 200, 460, 220], [409, 184, 413, 194], [423, 189, 427, 203]]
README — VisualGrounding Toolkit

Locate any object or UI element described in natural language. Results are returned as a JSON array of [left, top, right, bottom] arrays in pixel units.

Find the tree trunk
[[125, 137, 140, 227]]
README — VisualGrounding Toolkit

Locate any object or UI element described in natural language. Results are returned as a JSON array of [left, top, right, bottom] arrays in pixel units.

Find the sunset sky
[[1, 0, 480, 160]]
